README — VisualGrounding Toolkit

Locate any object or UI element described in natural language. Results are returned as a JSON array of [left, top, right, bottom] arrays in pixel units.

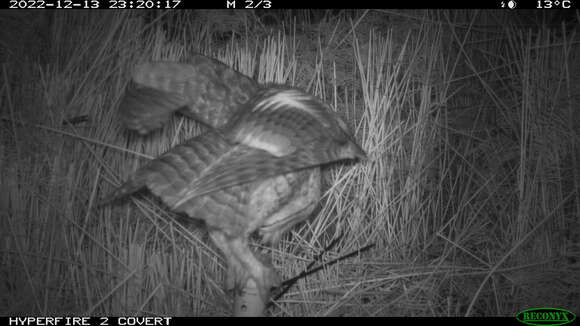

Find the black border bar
[[3, 0, 579, 9]]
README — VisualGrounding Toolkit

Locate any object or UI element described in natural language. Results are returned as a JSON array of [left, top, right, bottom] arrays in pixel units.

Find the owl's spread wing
[[108, 57, 366, 207], [101, 131, 315, 211], [119, 56, 259, 134]]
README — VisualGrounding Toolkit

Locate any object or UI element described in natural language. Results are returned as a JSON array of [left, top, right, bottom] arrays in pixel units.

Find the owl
[[102, 55, 365, 302]]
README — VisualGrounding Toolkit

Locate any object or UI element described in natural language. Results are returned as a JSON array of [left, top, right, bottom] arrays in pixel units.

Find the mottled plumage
[[103, 55, 365, 301], [119, 56, 258, 133]]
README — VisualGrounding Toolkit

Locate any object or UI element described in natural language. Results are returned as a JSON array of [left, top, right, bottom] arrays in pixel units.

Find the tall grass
[[1, 10, 578, 316]]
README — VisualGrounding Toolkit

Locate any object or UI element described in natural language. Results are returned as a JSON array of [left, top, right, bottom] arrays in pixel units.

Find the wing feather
[[119, 56, 259, 134]]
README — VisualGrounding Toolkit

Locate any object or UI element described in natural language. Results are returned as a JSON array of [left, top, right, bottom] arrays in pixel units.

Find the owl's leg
[[209, 230, 244, 292], [226, 236, 280, 302]]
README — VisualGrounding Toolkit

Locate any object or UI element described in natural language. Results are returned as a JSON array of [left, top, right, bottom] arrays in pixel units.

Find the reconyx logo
[[516, 308, 576, 326]]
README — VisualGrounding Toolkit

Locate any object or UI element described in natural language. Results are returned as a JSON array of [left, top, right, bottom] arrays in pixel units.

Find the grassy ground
[[1, 10, 579, 316]]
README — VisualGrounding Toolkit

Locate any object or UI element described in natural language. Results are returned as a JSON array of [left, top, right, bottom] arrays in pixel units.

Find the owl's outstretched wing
[[119, 55, 259, 134], [109, 59, 366, 204], [100, 131, 314, 212], [100, 131, 237, 207]]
